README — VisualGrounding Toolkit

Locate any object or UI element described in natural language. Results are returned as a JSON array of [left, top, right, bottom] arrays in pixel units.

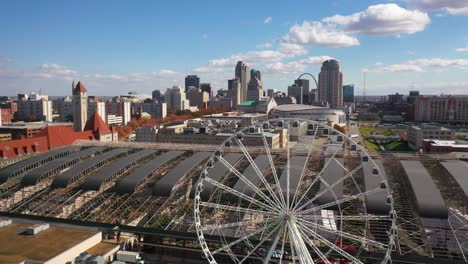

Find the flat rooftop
[[0, 222, 99, 263], [272, 104, 324, 111], [0, 122, 73, 129], [411, 125, 451, 131], [86, 241, 119, 255]]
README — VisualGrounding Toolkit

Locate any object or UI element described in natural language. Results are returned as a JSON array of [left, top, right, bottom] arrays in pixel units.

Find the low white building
[[269, 104, 346, 126], [407, 125, 455, 150]]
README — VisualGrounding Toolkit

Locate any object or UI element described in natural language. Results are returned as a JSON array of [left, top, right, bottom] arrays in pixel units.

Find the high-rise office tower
[[235, 61, 251, 103], [343, 84, 355, 103], [184, 75, 200, 92], [318, 59, 343, 108], [251, 69, 261, 81], [247, 76, 263, 101], [186, 88, 209, 109], [152, 90, 164, 102], [200, 83, 212, 98], [72, 81, 88, 131], [288, 84, 304, 104], [228, 78, 241, 107], [267, 89, 277, 97], [294, 79, 310, 104], [165, 86, 190, 111]]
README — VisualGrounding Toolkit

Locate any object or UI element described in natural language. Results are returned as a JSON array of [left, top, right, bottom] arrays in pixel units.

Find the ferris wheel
[[194, 118, 397, 264]]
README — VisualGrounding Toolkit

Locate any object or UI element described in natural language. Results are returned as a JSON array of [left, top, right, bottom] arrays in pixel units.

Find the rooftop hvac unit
[[0, 218, 12, 228], [19, 223, 49, 235], [76, 252, 105, 264]]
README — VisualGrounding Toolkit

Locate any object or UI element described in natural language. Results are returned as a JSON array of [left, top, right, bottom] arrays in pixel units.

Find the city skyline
[[1, 0, 468, 96]]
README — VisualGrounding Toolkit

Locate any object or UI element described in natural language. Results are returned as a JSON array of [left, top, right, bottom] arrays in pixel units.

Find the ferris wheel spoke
[[212, 219, 279, 256], [279, 226, 288, 264], [217, 156, 279, 209], [299, 187, 384, 215], [292, 141, 344, 212], [300, 214, 391, 222], [202, 218, 270, 232], [199, 202, 275, 216], [297, 221, 364, 264], [238, 223, 282, 264], [263, 224, 285, 264], [296, 226, 332, 264], [286, 120, 292, 209], [204, 177, 280, 213], [260, 126, 287, 208], [295, 163, 365, 213], [299, 218, 388, 249], [290, 123, 320, 211], [288, 220, 315, 264], [233, 138, 284, 208], [290, 235, 297, 264]]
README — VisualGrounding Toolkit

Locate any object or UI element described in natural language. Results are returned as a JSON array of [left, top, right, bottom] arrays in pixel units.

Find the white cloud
[[408, 58, 468, 67], [0, 57, 14, 66], [265, 56, 333, 74], [366, 57, 468, 73], [256, 42, 273, 49], [193, 46, 309, 74], [408, 0, 468, 15], [323, 4, 430, 35], [367, 64, 424, 73], [278, 43, 308, 57], [447, 6, 468, 15], [0, 62, 182, 95], [456, 46, 468, 52], [264, 16, 273, 24], [282, 21, 360, 47]]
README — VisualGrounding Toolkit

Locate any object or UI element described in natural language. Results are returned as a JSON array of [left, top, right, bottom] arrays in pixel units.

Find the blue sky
[[1, 0, 468, 96]]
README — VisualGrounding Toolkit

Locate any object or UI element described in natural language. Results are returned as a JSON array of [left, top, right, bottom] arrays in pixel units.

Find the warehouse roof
[[315, 158, 344, 208], [82, 149, 158, 191], [51, 148, 129, 188], [153, 152, 211, 196], [198, 153, 244, 201], [0, 145, 80, 183], [440, 160, 468, 198], [116, 151, 185, 194], [363, 160, 391, 215], [277, 155, 308, 199], [21, 147, 103, 186], [233, 154, 275, 196], [400, 160, 448, 218]]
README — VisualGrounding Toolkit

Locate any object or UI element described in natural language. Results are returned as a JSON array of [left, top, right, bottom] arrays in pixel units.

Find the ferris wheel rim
[[193, 118, 396, 264]]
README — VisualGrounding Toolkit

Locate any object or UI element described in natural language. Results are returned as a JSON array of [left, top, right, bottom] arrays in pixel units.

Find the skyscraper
[[251, 69, 261, 81], [152, 90, 164, 102], [343, 84, 355, 103], [247, 76, 263, 101], [318, 59, 343, 108], [184, 75, 200, 92], [200, 83, 212, 98], [228, 78, 241, 107], [72, 81, 88, 131], [288, 84, 304, 104], [294, 79, 310, 104], [235, 61, 251, 103], [165, 86, 190, 111]]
